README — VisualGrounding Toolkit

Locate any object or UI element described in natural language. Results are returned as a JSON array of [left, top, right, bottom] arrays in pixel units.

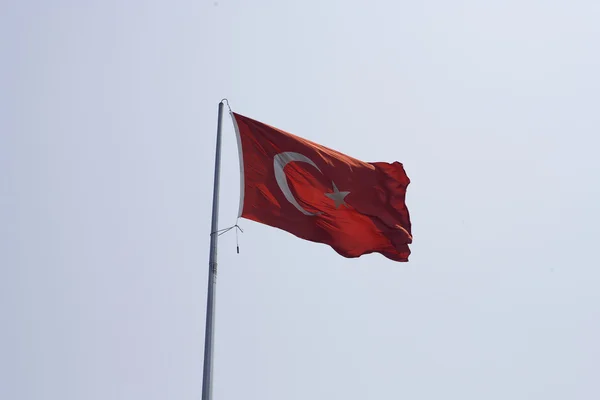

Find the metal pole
[[202, 101, 224, 400]]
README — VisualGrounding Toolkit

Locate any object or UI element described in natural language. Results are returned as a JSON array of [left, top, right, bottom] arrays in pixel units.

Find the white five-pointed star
[[325, 182, 350, 209]]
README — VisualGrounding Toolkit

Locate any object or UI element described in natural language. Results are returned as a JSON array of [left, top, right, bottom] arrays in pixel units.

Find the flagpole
[[202, 100, 224, 400]]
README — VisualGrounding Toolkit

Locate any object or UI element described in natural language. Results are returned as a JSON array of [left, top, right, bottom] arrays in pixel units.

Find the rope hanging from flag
[[213, 222, 243, 253]]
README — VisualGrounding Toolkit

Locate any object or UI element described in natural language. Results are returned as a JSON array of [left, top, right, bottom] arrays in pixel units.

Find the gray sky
[[2, 1, 599, 399]]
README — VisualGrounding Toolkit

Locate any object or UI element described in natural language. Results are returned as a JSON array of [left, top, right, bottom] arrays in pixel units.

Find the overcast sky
[[2, 1, 600, 399]]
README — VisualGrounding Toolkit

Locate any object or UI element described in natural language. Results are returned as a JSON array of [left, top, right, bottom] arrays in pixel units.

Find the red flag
[[232, 112, 412, 262]]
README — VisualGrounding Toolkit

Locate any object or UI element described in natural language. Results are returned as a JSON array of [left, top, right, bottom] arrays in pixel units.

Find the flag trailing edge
[[230, 111, 412, 262]]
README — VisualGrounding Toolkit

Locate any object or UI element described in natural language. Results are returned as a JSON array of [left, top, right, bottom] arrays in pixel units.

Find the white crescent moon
[[274, 152, 323, 216]]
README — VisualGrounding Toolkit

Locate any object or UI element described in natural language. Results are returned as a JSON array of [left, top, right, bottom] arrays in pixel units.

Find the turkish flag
[[231, 112, 412, 262]]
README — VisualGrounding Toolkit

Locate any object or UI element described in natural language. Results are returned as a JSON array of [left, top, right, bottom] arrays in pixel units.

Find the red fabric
[[233, 112, 412, 262]]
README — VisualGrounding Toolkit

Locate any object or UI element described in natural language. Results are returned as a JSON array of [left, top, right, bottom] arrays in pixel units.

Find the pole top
[[220, 98, 231, 112]]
